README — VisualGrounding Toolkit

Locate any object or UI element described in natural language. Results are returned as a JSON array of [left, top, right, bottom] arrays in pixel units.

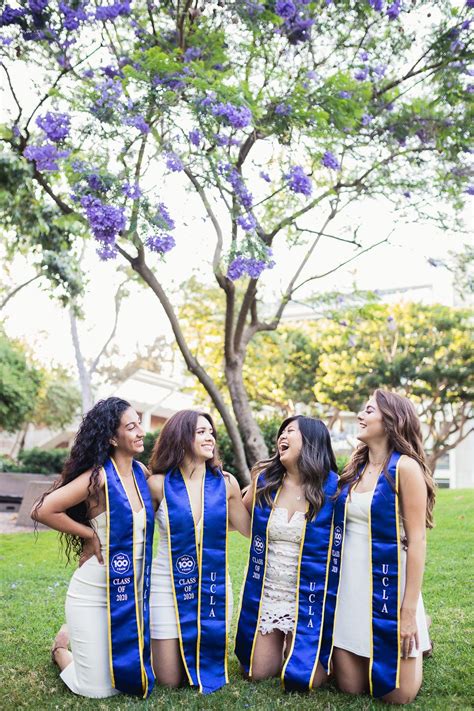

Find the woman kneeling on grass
[[235, 415, 342, 692], [31, 397, 154, 699], [331, 389, 435, 704], [147, 409, 250, 695]]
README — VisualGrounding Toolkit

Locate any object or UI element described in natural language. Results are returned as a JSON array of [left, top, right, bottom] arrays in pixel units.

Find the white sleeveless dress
[[150, 499, 233, 639], [259, 507, 306, 635], [333, 490, 431, 658], [60, 508, 145, 697]]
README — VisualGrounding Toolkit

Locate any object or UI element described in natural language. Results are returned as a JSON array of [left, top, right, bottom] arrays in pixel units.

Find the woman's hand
[[400, 606, 419, 659], [79, 530, 104, 567]]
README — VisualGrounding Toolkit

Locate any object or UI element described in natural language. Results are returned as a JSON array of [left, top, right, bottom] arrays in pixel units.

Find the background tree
[[1, 1, 472, 481], [311, 301, 473, 470], [0, 328, 43, 433]]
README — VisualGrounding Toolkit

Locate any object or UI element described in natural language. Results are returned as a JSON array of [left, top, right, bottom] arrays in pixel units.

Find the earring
[[110, 440, 117, 447]]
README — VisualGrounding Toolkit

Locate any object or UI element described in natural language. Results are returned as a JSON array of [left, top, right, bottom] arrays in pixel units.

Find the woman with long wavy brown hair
[[235, 415, 340, 691], [332, 389, 435, 705], [146, 409, 250, 694]]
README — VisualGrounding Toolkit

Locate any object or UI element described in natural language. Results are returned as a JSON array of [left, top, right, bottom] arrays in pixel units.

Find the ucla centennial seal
[[111, 552, 131, 575]]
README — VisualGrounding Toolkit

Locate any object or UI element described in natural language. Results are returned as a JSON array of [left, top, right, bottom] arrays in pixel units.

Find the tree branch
[[0, 273, 42, 310]]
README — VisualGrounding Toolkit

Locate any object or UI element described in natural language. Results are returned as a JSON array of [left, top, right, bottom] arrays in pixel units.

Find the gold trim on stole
[[394, 458, 401, 689], [327, 496, 349, 670], [110, 458, 148, 697], [163, 491, 194, 687], [248, 484, 283, 677], [280, 503, 308, 689], [103, 467, 115, 689]]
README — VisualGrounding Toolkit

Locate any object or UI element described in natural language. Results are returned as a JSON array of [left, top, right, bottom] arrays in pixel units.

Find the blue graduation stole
[[235, 470, 343, 690], [164, 466, 228, 694], [103, 457, 155, 698], [336, 451, 402, 698]]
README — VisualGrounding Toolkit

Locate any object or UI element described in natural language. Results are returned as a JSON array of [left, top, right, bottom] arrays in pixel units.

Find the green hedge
[[2, 447, 69, 474]]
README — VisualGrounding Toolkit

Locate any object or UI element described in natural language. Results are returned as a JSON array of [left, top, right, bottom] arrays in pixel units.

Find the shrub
[[136, 430, 160, 468], [14, 447, 69, 474]]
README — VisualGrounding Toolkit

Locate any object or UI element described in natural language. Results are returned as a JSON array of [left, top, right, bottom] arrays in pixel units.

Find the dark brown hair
[[337, 389, 435, 528], [149, 409, 221, 475], [253, 416, 338, 522]]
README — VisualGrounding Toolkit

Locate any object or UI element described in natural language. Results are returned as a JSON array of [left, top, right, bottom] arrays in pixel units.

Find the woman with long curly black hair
[[32, 397, 155, 699]]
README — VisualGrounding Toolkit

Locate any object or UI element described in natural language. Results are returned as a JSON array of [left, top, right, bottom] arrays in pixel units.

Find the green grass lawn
[[1, 489, 473, 710]]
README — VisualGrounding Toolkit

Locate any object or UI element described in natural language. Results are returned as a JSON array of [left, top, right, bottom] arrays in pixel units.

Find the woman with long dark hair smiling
[[332, 389, 435, 704], [31, 397, 155, 699], [235, 415, 341, 692], [147, 409, 250, 695]]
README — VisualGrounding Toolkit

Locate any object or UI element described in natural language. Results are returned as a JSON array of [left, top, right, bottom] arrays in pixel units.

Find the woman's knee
[[382, 684, 420, 705], [154, 669, 183, 688]]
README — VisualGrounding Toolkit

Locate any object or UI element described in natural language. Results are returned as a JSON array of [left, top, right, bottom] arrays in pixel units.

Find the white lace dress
[[259, 507, 306, 635]]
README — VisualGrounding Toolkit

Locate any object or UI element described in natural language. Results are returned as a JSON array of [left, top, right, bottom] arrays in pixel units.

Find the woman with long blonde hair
[[332, 389, 435, 704]]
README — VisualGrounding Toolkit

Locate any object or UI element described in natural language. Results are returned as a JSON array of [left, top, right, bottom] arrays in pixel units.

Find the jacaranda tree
[[1, 0, 472, 481]]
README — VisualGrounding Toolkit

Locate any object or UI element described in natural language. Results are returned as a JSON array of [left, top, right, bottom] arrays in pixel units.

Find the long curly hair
[[32, 397, 132, 561], [253, 416, 338, 522], [149, 409, 221, 476], [336, 389, 436, 528]]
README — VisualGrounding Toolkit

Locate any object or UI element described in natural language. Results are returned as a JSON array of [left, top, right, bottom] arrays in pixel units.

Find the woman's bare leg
[[382, 655, 423, 705], [332, 647, 370, 695], [152, 639, 185, 688], [250, 630, 285, 681], [51, 624, 73, 671]]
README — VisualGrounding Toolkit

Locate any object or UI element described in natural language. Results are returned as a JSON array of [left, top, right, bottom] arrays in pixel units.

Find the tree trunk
[[69, 309, 93, 413], [225, 359, 269, 467], [130, 259, 251, 484]]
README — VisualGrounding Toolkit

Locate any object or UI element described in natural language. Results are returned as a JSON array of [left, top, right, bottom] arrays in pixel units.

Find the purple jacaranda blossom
[[339, 320, 348, 326], [219, 163, 253, 209], [275, 0, 296, 19], [95, 1, 131, 21], [348, 335, 357, 347], [124, 115, 150, 133], [211, 102, 253, 129], [275, 102, 292, 115], [97, 244, 118, 260], [386, 0, 401, 20], [189, 129, 202, 146], [91, 77, 123, 120], [355, 67, 369, 81], [466, 185, 474, 195], [466, 85, 474, 94], [450, 40, 464, 53], [461, 20, 471, 30], [153, 73, 186, 92], [260, 171, 271, 182], [122, 182, 141, 200], [183, 46, 202, 62], [237, 213, 257, 232], [153, 203, 175, 231], [306, 70, 319, 81], [284, 14, 314, 44], [360, 50, 369, 62], [214, 134, 241, 147], [29, 0, 48, 13], [321, 151, 340, 170], [102, 64, 124, 79], [227, 255, 248, 280], [241, 0, 265, 16], [373, 63, 387, 78], [165, 153, 184, 172], [285, 165, 312, 196], [24, 143, 70, 171], [403, 190, 411, 197], [387, 315, 397, 331], [1, 37, 14, 45], [338, 90, 352, 99], [59, 2, 88, 30], [466, 0, 474, 7], [146, 234, 176, 253], [361, 113, 373, 126], [86, 173, 110, 192], [81, 195, 126, 244], [0, 6, 27, 27], [36, 112, 70, 142], [368, 0, 384, 10]]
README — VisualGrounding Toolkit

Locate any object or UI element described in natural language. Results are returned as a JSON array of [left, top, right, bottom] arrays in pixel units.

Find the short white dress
[[150, 499, 233, 639], [259, 507, 306, 635], [333, 490, 431, 658], [60, 508, 145, 697]]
